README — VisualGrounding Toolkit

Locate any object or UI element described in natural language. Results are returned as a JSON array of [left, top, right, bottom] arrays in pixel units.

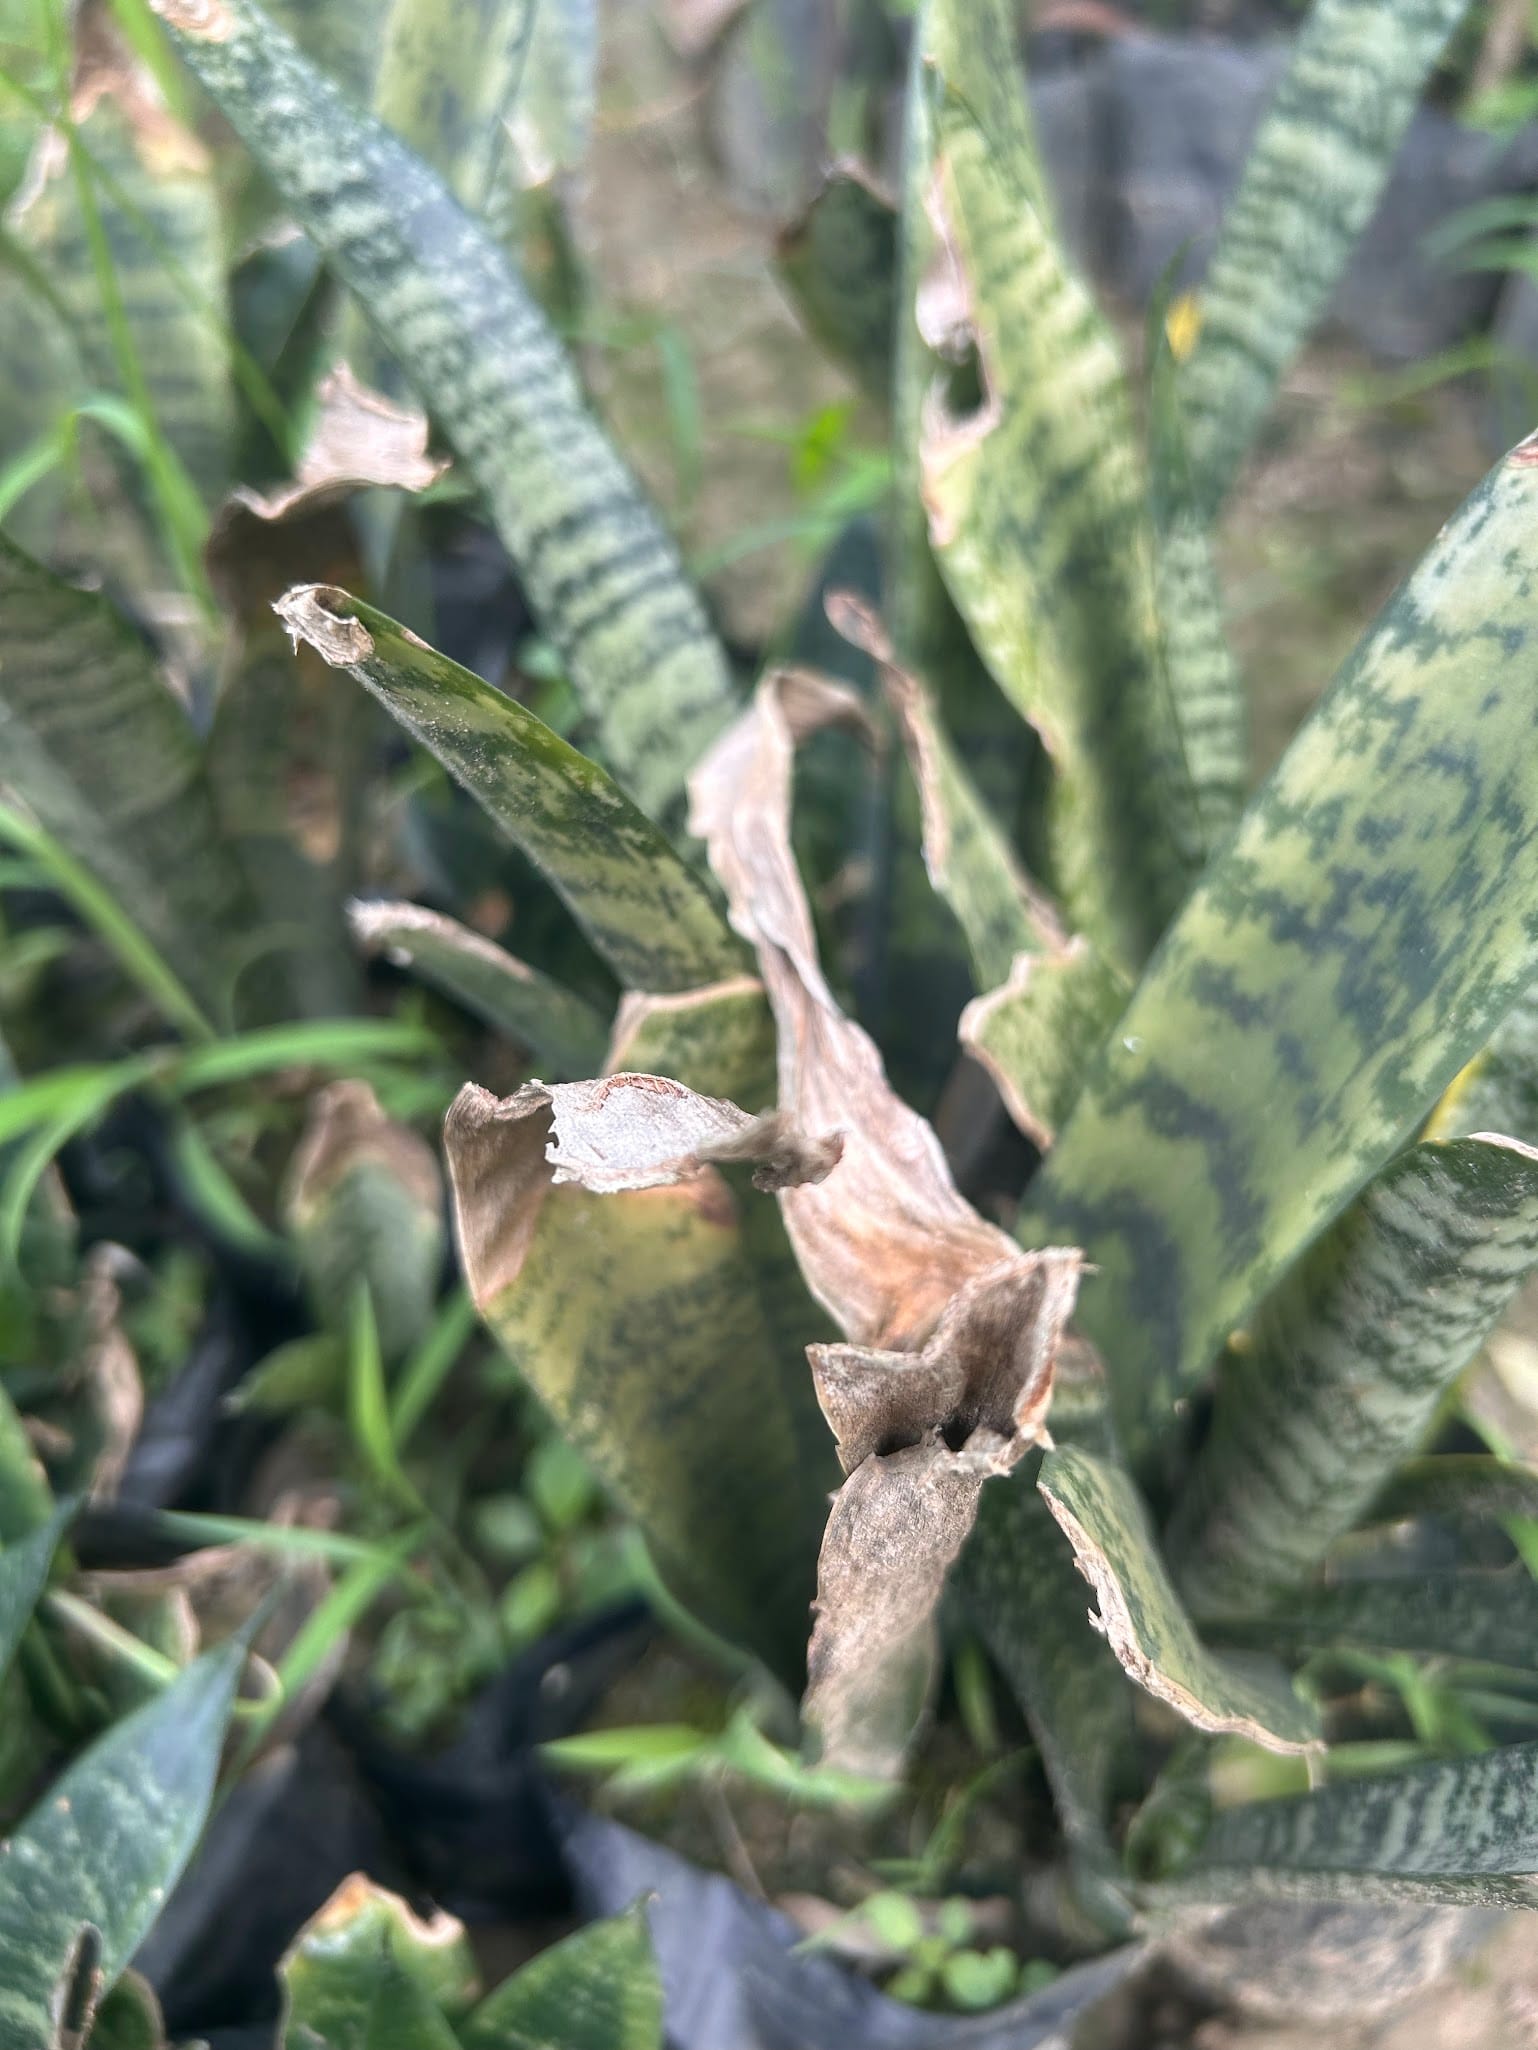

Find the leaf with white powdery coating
[[1180, 0, 1472, 516], [1173, 1134, 1538, 1616], [1038, 1444, 1320, 1754], [0, 1639, 244, 2047], [1027, 443, 1538, 1461], [277, 586, 743, 995], [152, 0, 735, 819], [350, 900, 609, 1078], [0, 531, 251, 1022]]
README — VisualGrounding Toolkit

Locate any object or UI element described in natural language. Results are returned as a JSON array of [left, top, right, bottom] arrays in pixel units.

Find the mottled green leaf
[[1371, 1454, 1538, 1527], [954, 1464, 1134, 1888], [0, 531, 251, 1022], [371, 0, 535, 211], [1171, 1740, 1538, 1909], [1181, 0, 1472, 515], [7, 25, 233, 506], [919, 2, 1194, 971], [0, 1502, 72, 1691], [446, 1082, 835, 1681], [1174, 1135, 1538, 1615], [960, 943, 1129, 1150], [776, 160, 896, 403], [0, 1639, 244, 2047], [1038, 1445, 1320, 1753], [349, 900, 609, 1077], [87, 1970, 169, 2050], [1210, 1570, 1538, 1671], [282, 1080, 444, 1366], [1028, 446, 1538, 1459], [276, 586, 743, 994], [280, 1876, 478, 2050], [460, 1906, 661, 2050], [1147, 297, 1246, 860], [155, 0, 735, 819], [605, 977, 776, 1109]]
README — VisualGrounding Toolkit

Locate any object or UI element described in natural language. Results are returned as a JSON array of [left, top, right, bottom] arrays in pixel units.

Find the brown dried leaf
[[234, 365, 445, 526], [688, 671, 1084, 1769]]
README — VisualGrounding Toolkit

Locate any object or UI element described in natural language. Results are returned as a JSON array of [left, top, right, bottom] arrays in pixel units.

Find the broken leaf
[[1038, 1445, 1320, 1755], [688, 669, 1083, 1769]]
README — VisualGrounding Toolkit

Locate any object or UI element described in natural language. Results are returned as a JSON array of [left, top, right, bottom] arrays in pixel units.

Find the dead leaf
[[688, 670, 1083, 1771]]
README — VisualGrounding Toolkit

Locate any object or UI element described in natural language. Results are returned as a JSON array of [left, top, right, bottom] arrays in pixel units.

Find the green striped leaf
[[1371, 1455, 1538, 1527], [955, 1464, 1135, 1891], [280, 1877, 477, 2049], [349, 900, 610, 1077], [1173, 1135, 1538, 1615], [459, 1906, 661, 2050], [776, 161, 896, 404], [606, 978, 776, 1108], [1181, 0, 1472, 516], [959, 943, 1129, 1150], [1027, 445, 1538, 1459], [919, 2, 1195, 972], [154, 0, 735, 820], [0, 1502, 72, 1692], [0, 532, 251, 1022], [276, 586, 743, 994], [1209, 1570, 1538, 1671], [1147, 296, 1247, 861], [1038, 1445, 1320, 1754], [0, 1639, 244, 2047], [371, 0, 538, 213], [446, 1082, 836, 1682], [1171, 1741, 1538, 1908]]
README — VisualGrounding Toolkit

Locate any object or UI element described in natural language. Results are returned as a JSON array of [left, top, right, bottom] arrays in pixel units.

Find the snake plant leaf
[[0, 531, 251, 1024], [370, 0, 538, 213], [1180, 0, 1472, 517], [1170, 1740, 1538, 1909], [0, 1500, 73, 1691], [1028, 443, 1538, 1460], [349, 900, 609, 1077], [1172, 1135, 1538, 1616], [445, 1081, 836, 1682], [0, 1638, 245, 2048], [88, 1970, 169, 2050], [282, 1081, 445, 1365], [1370, 1454, 1538, 1527], [955, 1465, 1136, 1894], [776, 161, 897, 403], [1429, 978, 1538, 1145], [275, 586, 744, 994], [8, 20, 234, 506], [605, 978, 776, 1109], [1146, 295, 1247, 861], [459, 1905, 661, 2050], [265, 0, 391, 99], [959, 945, 1130, 1152], [1038, 1445, 1320, 1754], [153, 0, 736, 820], [1209, 1569, 1538, 1671], [918, 55, 1194, 973], [279, 1876, 478, 2049], [690, 667, 1086, 1768]]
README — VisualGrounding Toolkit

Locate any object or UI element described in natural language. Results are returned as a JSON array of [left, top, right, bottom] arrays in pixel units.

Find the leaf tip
[[274, 585, 375, 667]]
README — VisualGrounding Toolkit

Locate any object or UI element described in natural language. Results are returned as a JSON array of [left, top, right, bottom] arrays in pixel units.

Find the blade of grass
[[390, 1285, 476, 1451]]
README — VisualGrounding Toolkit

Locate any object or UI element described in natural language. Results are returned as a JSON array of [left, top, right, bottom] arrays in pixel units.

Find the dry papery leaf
[[283, 1078, 442, 1229], [689, 667, 1083, 1774]]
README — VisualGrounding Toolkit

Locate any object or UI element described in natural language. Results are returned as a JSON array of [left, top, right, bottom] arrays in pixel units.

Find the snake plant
[[7, 0, 1538, 2036]]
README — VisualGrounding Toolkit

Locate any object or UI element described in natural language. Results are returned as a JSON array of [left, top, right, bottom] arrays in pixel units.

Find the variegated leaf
[[1028, 443, 1538, 1458], [1173, 1135, 1538, 1615], [0, 532, 251, 1023], [1181, 0, 1472, 515], [1209, 1569, 1538, 1671], [276, 586, 744, 994], [153, 0, 735, 819], [459, 1905, 661, 2050], [1038, 1445, 1320, 1754], [279, 1875, 478, 2048], [350, 900, 610, 1078]]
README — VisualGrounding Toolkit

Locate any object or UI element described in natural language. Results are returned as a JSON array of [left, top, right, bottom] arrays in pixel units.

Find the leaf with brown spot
[[688, 670, 1084, 1770]]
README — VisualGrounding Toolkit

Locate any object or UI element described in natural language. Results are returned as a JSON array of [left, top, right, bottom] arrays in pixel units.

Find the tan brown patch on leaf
[[689, 671, 1083, 1771]]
